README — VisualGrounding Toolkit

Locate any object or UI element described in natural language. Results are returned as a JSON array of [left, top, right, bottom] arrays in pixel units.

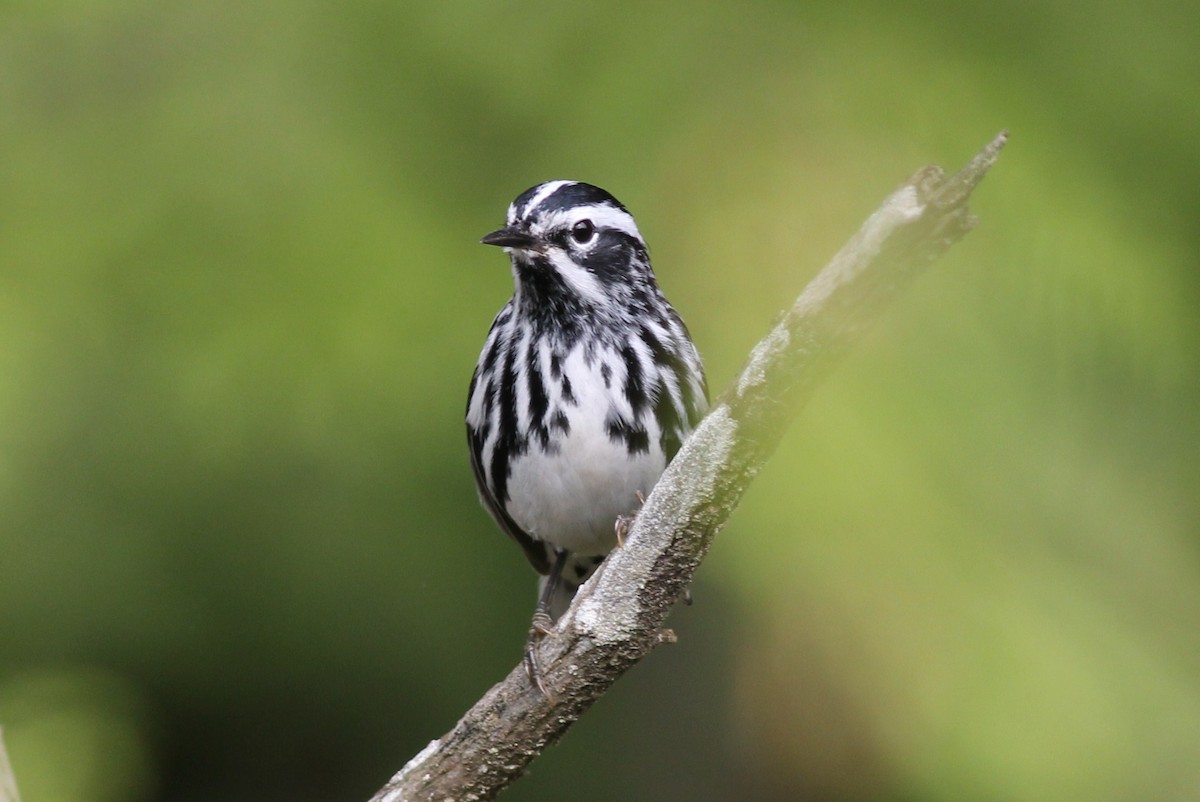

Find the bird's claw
[[614, 491, 648, 548], [524, 624, 555, 700]]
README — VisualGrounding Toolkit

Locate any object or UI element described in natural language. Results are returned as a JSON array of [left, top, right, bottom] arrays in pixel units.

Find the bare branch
[[373, 131, 1009, 802]]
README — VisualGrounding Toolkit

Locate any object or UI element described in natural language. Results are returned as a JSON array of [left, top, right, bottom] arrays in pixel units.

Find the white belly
[[505, 428, 665, 556], [503, 343, 667, 556]]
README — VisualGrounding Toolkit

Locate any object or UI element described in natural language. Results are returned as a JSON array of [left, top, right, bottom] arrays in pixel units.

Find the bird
[[466, 180, 708, 696]]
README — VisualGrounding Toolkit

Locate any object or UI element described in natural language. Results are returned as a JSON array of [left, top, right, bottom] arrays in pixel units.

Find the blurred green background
[[2, 1, 1197, 800]]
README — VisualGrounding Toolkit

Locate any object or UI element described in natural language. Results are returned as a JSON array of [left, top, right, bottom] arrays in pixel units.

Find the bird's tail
[[538, 554, 605, 622]]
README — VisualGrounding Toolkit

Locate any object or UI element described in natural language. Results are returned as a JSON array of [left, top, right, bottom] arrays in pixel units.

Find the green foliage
[[1, 2, 1197, 800]]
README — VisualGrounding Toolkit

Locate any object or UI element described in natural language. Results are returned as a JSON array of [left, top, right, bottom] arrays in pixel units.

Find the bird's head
[[482, 181, 654, 315]]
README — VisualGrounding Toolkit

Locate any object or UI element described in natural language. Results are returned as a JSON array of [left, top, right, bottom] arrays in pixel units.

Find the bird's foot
[[524, 612, 556, 700], [614, 491, 648, 548]]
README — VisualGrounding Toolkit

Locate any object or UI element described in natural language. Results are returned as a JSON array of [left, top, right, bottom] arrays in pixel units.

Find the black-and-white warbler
[[466, 180, 708, 695]]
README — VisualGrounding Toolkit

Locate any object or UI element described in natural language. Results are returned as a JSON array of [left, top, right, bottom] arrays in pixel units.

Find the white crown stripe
[[509, 180, 575, 225]]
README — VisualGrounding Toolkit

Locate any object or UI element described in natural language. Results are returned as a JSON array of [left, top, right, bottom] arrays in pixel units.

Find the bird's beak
[[481, 226, 538, 249]]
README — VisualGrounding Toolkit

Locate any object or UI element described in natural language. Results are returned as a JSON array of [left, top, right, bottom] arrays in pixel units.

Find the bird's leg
[[614, 491, 647, 548], [525, 549, 569, 699]]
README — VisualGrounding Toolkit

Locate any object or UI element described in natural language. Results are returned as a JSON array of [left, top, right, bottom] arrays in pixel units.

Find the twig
[[372, 131, 1008, 802], [0, 728, 20, 802]]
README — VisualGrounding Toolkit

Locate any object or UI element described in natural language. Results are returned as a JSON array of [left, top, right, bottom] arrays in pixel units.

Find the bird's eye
[[570, 219, 596, 244]]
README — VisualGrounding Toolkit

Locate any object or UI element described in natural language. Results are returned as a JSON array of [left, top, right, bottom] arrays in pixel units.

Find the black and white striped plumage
[[466, 181, 707, 688]]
